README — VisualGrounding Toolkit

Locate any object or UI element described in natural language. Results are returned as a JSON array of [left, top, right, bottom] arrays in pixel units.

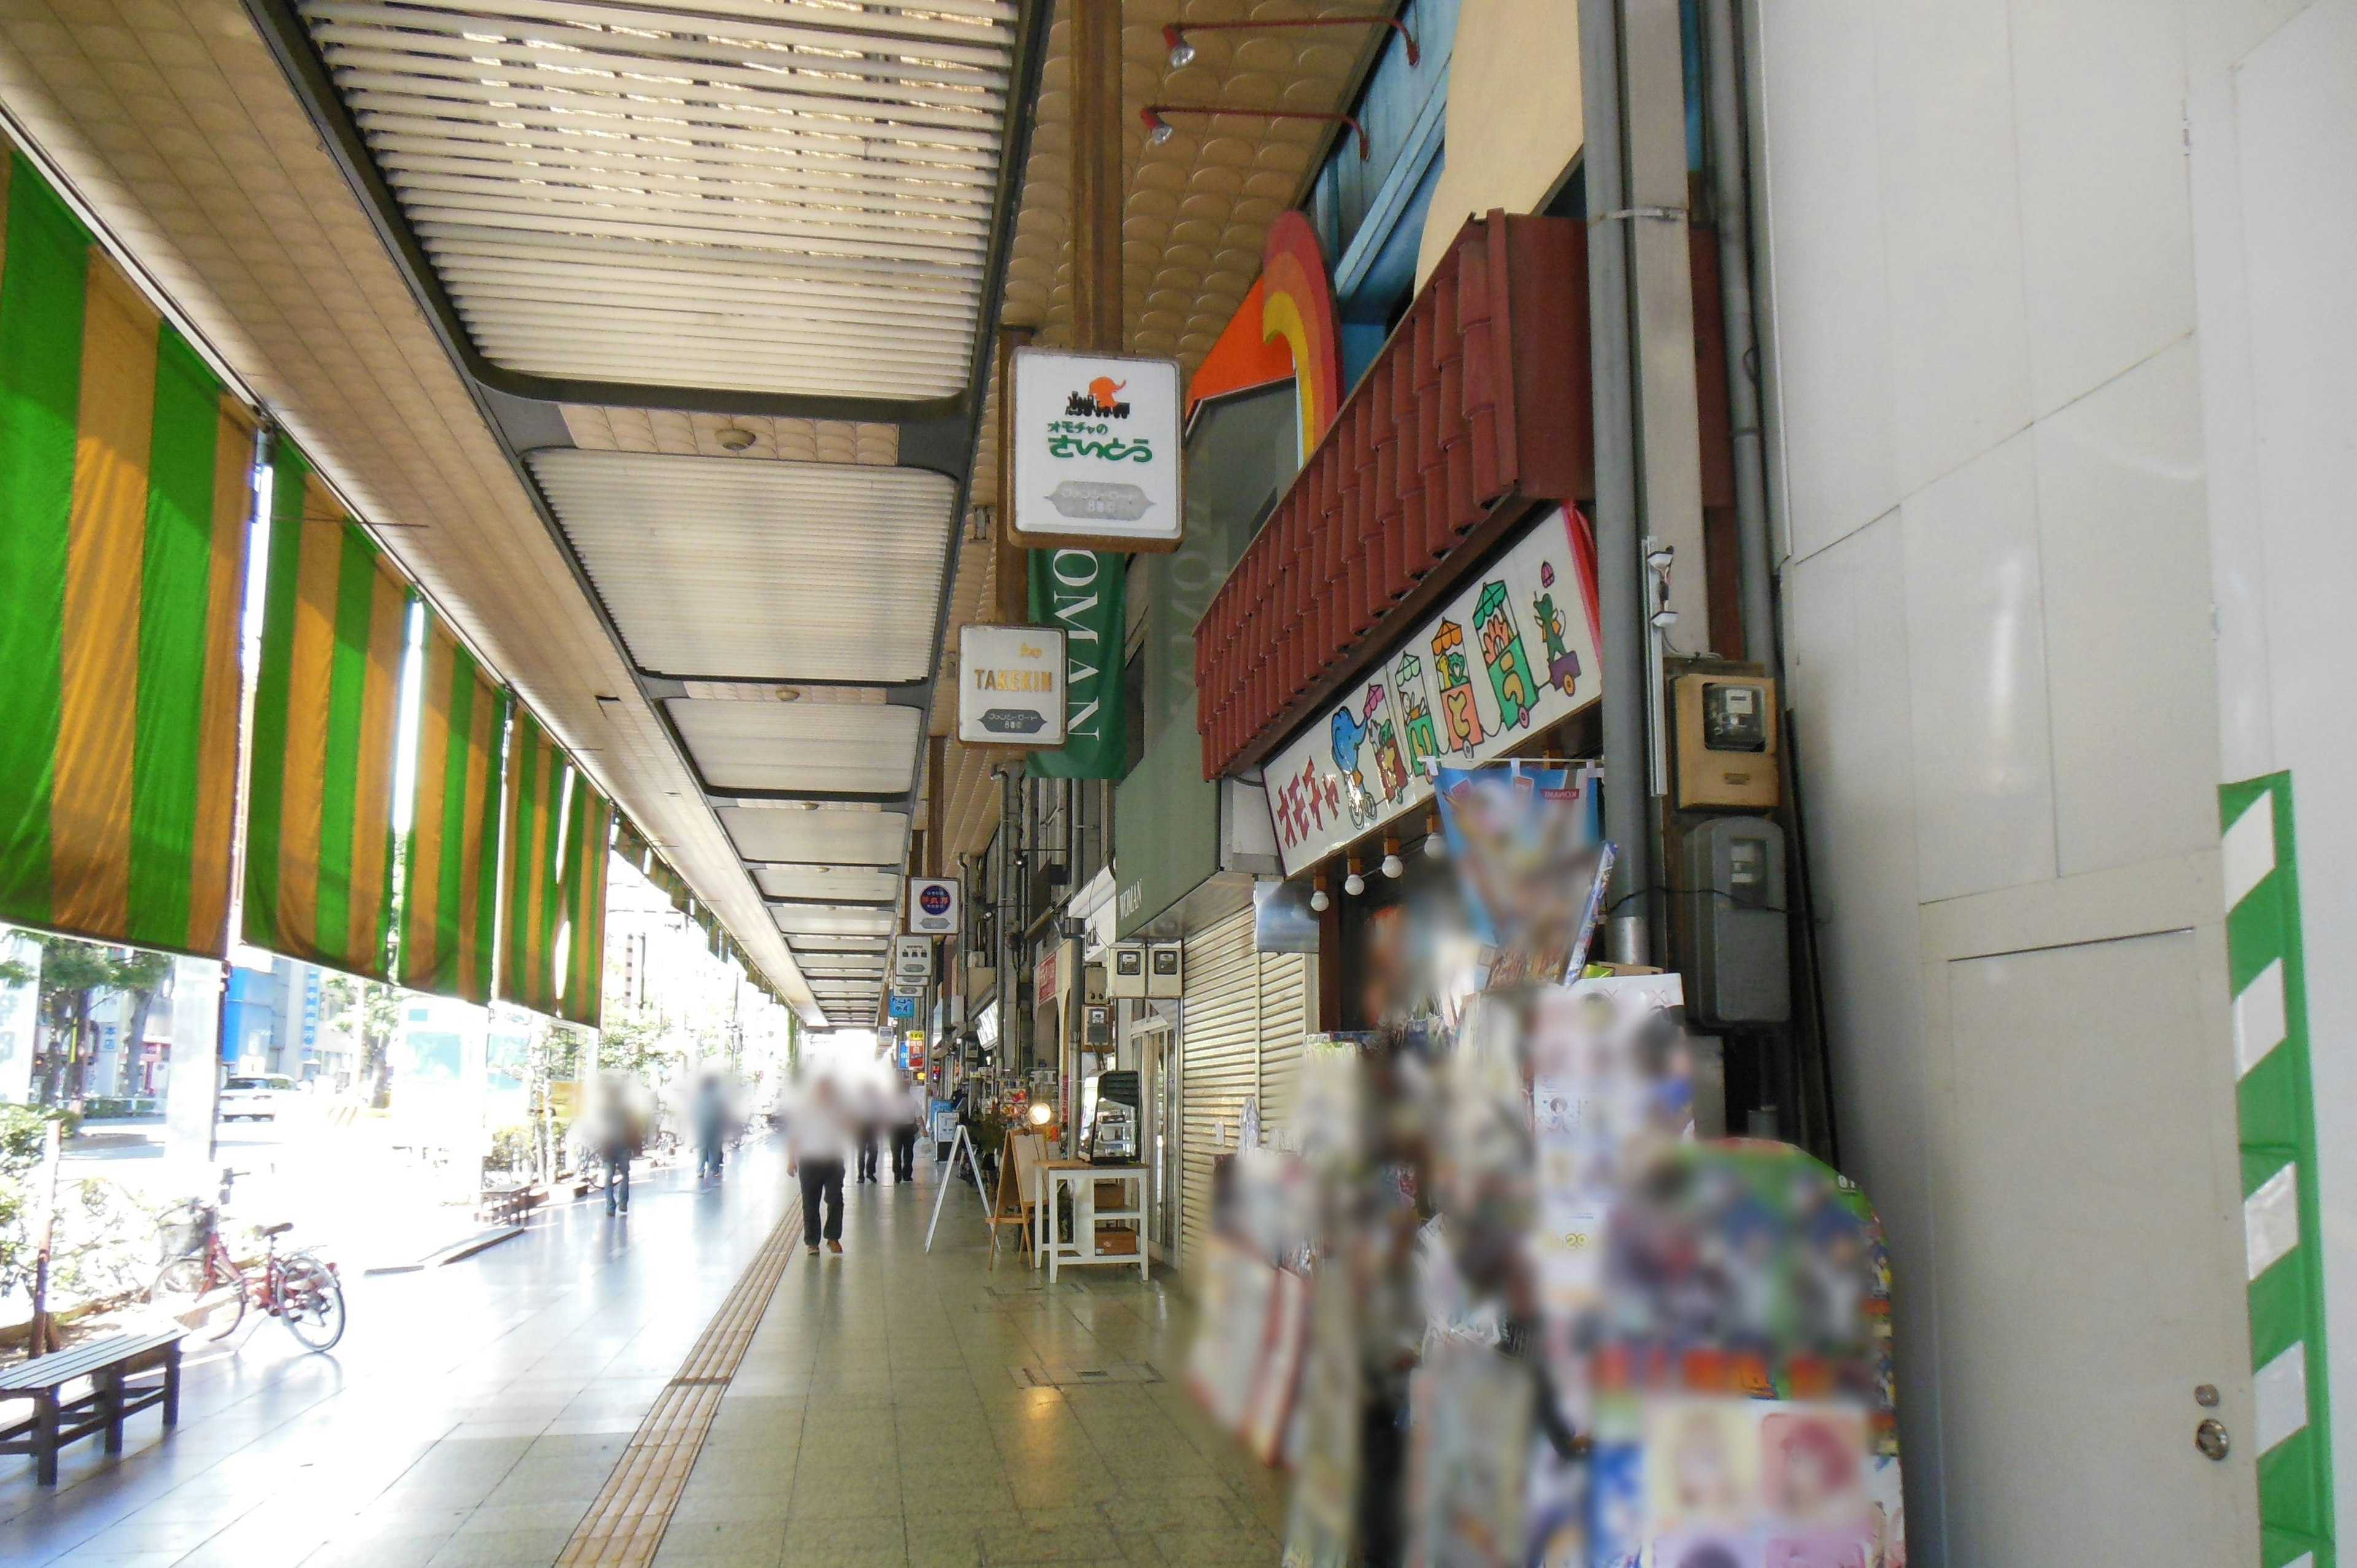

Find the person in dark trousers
[[853, 1073, 883, 1183], [890, 1074, 927, 1181], [693, 1070, 729, 1180], [593, 1086, 637, 1216], [787, 1075, 850, 1256]]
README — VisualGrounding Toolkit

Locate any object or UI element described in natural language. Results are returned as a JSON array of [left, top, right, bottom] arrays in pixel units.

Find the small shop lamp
[[1309, 871, 1329, 913], [1381, 837, 1404, 879], [1425, 810, 1447, 860], [1343, 857, 1366, 898]]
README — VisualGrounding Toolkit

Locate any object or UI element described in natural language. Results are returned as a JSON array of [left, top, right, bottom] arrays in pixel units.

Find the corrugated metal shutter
[[1177, 905, 1311, 1283]]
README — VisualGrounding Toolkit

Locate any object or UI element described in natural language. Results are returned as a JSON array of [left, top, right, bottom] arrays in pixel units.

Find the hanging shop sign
[[888, 993, 918, 1021], [907, 877, 960, 935], [893, 935, 933, 984], [1010, 347, 1183, 552], [1260, 507, 1604, 878], [1026, 548, 1126, 779], [958, 625, 1067, 746]]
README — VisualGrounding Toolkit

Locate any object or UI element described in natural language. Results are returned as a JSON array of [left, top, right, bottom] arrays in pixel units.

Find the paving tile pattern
[[557, 1207, 805, 1567]]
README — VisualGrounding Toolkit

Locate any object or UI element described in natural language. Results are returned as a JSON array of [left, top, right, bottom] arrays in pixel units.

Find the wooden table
[[1038, 1162, 1149, 1282], [0, 1329, 184, 1485]]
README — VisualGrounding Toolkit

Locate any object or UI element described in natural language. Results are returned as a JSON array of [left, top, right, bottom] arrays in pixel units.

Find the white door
[[1940, 930, 2256, 1564]]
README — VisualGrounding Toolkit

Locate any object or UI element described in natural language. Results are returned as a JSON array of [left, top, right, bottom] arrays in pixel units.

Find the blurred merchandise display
[[1177, 764, 1900, 1568]]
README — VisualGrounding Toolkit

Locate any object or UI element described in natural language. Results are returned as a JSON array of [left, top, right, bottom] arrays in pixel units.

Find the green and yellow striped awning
[[498, 711, 613, 1026], [400, 609, 507, 1004], [556, 783, 613, 1029], [498, 711, 565, 1017], [242, 436, 408, 980], [0, 147, 255, 957]]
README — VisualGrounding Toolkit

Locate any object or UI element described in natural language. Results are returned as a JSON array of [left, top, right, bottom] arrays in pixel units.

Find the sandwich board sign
[[959, 625, 1066, 747], [1011, 347, 1183, 552], [908, 877, 960, 935]]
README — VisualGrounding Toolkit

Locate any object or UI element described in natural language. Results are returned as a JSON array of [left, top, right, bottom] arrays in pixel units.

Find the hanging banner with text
[[1026, 547, 1126, 780], [1261, 507, 1604, 877]]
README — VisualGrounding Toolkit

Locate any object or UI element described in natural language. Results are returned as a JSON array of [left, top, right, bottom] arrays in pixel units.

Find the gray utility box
[[1681, 816, 1792, 1027]]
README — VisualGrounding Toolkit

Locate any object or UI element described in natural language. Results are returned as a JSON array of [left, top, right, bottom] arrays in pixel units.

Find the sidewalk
[[0, 1143, 1283, 1567]]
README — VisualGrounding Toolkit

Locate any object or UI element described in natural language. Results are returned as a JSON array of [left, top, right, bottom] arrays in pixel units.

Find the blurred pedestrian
[[853, 1072, 883, 1183], [891, 1073, 927, 1181], [593, 1081, 638, 1216], [787, 1075, 849, 1256], [694, 1069, 730, 1180]]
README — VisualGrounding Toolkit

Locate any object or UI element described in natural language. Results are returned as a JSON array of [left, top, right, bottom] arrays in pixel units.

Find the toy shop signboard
[[1010, 347, 1183, 552], [1261, 508, 1603, 878]]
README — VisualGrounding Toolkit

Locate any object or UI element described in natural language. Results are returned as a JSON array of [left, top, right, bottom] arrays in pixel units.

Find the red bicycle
[[146, 1168, 346, 1352]]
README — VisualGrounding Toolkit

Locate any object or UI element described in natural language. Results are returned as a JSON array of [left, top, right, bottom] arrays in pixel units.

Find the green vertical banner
[[1026, 547, 1124, 779]]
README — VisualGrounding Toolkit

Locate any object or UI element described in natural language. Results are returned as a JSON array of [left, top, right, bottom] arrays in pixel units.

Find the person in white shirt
[[890, 1075, 929, 1182], [785, 1075, 850, 1256]]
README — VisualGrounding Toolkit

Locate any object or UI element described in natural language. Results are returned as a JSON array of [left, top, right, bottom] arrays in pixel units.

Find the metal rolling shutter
[[1177, 906, 1312, 1282]]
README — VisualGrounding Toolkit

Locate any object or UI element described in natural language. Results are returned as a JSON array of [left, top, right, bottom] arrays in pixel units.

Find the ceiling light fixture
[[716, 427, 755, 452], [1140, 104, 1371, 159], [1161, 15, 1419, 71]]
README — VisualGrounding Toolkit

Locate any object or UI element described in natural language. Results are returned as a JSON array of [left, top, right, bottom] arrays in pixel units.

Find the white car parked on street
[[219, 1074, 298, 1122]]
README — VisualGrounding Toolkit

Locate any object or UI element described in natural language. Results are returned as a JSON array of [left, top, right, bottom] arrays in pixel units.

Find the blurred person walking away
[[853, 1072, 883, 1184], [786, 1075, 849, 1256], [693, 1068, 730, 1181], [891, 1074, 927, 1182], [594, 1079, 640, 1217]]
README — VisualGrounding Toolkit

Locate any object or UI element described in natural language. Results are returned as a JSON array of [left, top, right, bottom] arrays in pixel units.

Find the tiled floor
[[1, 1140, 1283, 1567], [648, 1173, 1283, 1568]]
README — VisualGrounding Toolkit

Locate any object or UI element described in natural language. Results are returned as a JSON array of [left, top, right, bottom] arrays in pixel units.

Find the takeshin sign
[[958, 624, 1066, 746], [1260, 508, 1606, 877], [1010, 347, 1183, 551]]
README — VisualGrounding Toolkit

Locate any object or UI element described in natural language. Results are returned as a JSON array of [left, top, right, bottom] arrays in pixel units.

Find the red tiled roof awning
[[1191, 211, 1593, 780]]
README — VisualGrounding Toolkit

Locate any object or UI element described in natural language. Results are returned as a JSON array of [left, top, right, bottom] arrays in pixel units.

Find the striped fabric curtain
[[0, 147, 255, 957], [555, 784, 612, 1029], [400, 610, 507, 1003], [498, 711, 613, 1025], [242, 436, 408, 979], [498, 711, 567, 1017]]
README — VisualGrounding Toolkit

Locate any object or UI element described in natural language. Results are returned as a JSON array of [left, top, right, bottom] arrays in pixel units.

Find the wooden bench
[[0, 1329, 184, 1485]]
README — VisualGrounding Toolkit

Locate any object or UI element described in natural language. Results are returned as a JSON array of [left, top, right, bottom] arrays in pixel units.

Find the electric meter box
[[1681, 816, 1791, 1027], [1673, 671, 1781, 811], [1107, 943, 1148, 998], [1147, 943, 1183, 998]]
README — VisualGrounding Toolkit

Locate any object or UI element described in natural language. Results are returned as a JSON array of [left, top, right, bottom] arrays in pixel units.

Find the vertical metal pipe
[[1579, 0, 1652, 965], [1704, 0, 1776, 667]]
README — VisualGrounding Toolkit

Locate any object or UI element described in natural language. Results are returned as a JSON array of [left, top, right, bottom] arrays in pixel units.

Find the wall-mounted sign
[[907, 876, 961, 935], [888, 993, 917, 1021], [892, 935, 933, 983], [958, 624, 1066, 746], [1011, 347, 1183, 552], [1261, 508, 1605, 877]]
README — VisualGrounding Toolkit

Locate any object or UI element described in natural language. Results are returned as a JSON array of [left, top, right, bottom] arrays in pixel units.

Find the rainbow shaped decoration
[[1259, 210, 1342, 463]]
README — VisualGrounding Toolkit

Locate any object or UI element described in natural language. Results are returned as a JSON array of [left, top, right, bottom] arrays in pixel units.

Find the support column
[[1069, 0, 1124, 354]]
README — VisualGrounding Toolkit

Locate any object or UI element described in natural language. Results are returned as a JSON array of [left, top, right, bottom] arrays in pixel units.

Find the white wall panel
[[2010, 0, 2197, 417], [1900, 434, 2057, 902], [2034, 338, 2219, 876], [1873, 0, 2032, 498], [1751, 0, 1896, 560]]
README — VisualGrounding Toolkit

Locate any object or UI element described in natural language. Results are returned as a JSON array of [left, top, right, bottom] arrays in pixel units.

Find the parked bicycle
[[146, 1168, 346, 1353]]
